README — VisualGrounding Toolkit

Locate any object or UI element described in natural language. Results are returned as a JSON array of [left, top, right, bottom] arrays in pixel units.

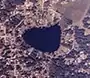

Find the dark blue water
[[22, 24, 61, 52]]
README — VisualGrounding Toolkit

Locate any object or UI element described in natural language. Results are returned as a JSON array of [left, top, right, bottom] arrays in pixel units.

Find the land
[[0, 0, 90, 78]]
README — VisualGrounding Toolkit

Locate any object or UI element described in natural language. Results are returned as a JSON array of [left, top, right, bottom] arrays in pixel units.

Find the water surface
[[22, 24, 61, 52]]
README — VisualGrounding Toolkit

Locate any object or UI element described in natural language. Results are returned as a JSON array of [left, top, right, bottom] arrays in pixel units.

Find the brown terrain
[[0, 0, 90, 78]]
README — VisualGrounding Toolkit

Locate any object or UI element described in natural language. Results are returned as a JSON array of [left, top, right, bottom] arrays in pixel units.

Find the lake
[[22, 24, 61, 52]]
